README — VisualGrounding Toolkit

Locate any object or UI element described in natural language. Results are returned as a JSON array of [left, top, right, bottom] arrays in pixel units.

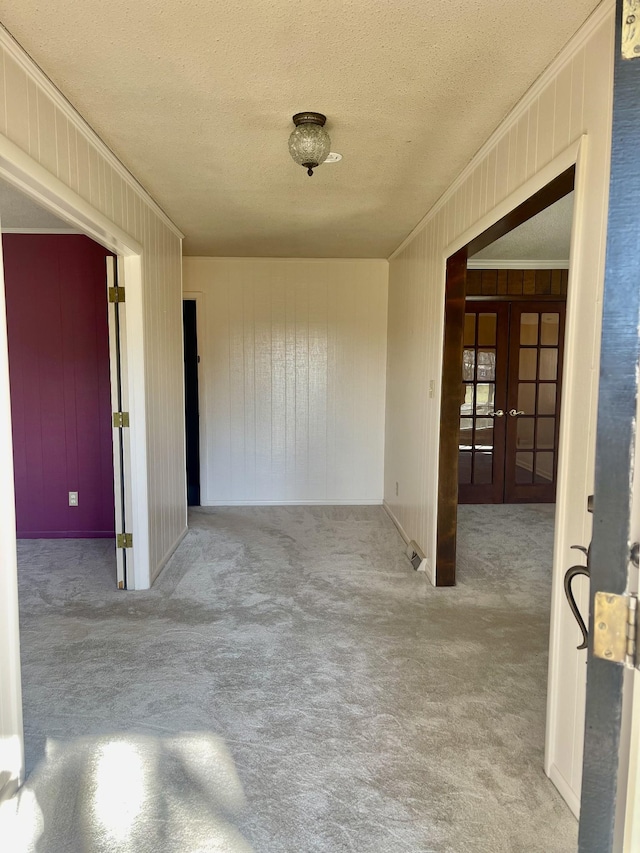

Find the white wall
[[383, 1, 614, 814], [183, 258, 388, 505], [0, 29, 187, 586]]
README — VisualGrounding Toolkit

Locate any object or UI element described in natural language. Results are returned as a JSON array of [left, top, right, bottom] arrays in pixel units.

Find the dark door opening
[[183, 299, 201, 507]]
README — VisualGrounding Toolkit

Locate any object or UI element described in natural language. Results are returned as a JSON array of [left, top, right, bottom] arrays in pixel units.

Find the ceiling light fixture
[[288, 112, 331, 176]]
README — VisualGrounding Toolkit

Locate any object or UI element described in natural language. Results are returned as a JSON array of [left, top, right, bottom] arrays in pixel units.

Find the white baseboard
[[383, 501, 436, 587], [382, 501, 409, 542], [199, 499, 383, 507], [547, 763, 581, 819], [150, 526, 188, 585]]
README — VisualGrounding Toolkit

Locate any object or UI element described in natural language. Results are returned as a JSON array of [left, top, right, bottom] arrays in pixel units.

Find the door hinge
[[116, 533, 133, 549], [108, 286, 125, 303], [622, 0, 640, 60], [593, 592, 639, 669], [113, 411, 130, 428]]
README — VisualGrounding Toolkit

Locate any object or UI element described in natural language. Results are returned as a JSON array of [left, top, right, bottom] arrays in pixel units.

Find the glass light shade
[[288, 123, 331, 169]]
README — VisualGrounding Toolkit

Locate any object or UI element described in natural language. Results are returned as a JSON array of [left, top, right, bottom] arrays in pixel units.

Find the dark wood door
[[458, 302, 509, 503], [458, 300, 565, 504], [504, 302, 565, 502]]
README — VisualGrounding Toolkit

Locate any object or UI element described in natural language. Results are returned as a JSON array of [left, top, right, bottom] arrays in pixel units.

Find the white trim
[[467, 258, 570, 270], [383, 501, 436, 586], [200, 499, 384, 507], [106, 257, 126, 589], [0, 23, 184, 241], [445, 138, 584, 261], [185, 256, 389, 264], [388, 0, 614, 261], [0, 131, 152, 590], [0, 211, 24, 799], [547, 763, 581, 818], [382, 500, 410, 543], [0, 133, 143, 255], [149, 526, 188, 585], [121, 254, 150, 590]]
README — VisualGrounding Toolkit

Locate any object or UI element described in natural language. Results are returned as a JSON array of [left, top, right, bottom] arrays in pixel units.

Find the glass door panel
[[504, 302, 565, 503], [458, 302, 509, 504]]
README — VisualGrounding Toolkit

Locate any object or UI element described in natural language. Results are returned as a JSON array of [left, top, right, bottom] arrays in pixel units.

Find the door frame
[[0, 133, 150, 797], [436, 162, 576, 584]]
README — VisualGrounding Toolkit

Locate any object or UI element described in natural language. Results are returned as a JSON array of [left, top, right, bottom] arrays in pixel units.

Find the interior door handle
[[488, 410, 505, 417], [564, 543, 591, 650], [508, 409, 525, 417]]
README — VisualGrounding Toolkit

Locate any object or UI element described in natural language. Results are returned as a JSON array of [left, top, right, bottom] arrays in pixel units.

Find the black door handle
[[563, 495, 593, 651], [564, 562, 590, 650]]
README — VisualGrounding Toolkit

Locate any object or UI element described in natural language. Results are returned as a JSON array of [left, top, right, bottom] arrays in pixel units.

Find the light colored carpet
[[3, 504, 577, 852]]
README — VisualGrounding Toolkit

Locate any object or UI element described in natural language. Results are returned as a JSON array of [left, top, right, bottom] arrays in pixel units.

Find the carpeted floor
[[3, 504, 577, 852]]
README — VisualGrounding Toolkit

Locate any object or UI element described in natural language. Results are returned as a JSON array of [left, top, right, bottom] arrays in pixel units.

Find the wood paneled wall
[[466, 268, 568, 297], [384, 3, 614, 813], [0, 30, 186, 584], [183, 258, 388, 504]]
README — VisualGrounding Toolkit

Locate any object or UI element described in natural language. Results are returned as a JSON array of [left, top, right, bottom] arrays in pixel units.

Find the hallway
[[5, 505, 577, 852]]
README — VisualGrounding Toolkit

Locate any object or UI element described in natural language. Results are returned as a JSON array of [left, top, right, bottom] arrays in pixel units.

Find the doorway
[[182, 299, 201, 507], [459, 299, 566, 504], [436, 165, 575, 585]]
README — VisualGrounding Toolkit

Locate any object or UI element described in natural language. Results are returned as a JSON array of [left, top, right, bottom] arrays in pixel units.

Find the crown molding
[[0, 23, 184, 240], [467, 258, 570, 270], [388, 0, 614, 262]]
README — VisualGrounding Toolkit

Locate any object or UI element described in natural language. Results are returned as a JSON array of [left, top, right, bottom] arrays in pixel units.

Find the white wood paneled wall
[[0, 28, 187, 585], [183, 258, 388, 504], [384, 1, 614, 814]]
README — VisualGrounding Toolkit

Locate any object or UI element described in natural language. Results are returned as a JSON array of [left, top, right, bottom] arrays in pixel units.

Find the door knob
[[508, 409, 525, 417], [488, 410, 505, 417]]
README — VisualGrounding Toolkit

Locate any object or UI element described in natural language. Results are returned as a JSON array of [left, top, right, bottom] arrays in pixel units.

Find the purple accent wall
[[3, 234, 115, 538]]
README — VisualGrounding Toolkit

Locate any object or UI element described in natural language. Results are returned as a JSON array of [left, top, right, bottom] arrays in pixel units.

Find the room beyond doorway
[[436, 167, 575, 585]]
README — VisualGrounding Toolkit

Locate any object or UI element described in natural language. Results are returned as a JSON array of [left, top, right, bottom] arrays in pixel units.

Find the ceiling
[[471, 192, 574, 262], [0, 1, 600, 258], [0, 180, 77, 230]]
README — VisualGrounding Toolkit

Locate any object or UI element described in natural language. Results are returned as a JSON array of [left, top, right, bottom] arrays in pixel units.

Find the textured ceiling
[[472, 192, 574, 261], [0, 1, 600, 258], [0, 180, 76, 230]]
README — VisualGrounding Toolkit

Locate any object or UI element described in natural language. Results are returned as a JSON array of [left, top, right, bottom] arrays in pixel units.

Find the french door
[[458, 299, 565, 504]]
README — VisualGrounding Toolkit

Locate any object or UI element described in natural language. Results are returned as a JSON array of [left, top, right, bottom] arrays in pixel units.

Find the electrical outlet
[[68, 491, 78, 507], [395, 482, 399, 496]]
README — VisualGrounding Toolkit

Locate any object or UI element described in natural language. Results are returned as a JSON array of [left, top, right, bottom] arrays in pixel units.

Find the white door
[[106, 255, 135, 590]]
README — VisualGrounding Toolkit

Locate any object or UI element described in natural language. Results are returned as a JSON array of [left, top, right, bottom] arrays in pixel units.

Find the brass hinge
[[108, 286, 125, 303], [593, 592, 639, 669], [117, 580, 124, 590], [113, 411, 130, 428], [116, 533, 133, 549], [622, 0, 640, 60]]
